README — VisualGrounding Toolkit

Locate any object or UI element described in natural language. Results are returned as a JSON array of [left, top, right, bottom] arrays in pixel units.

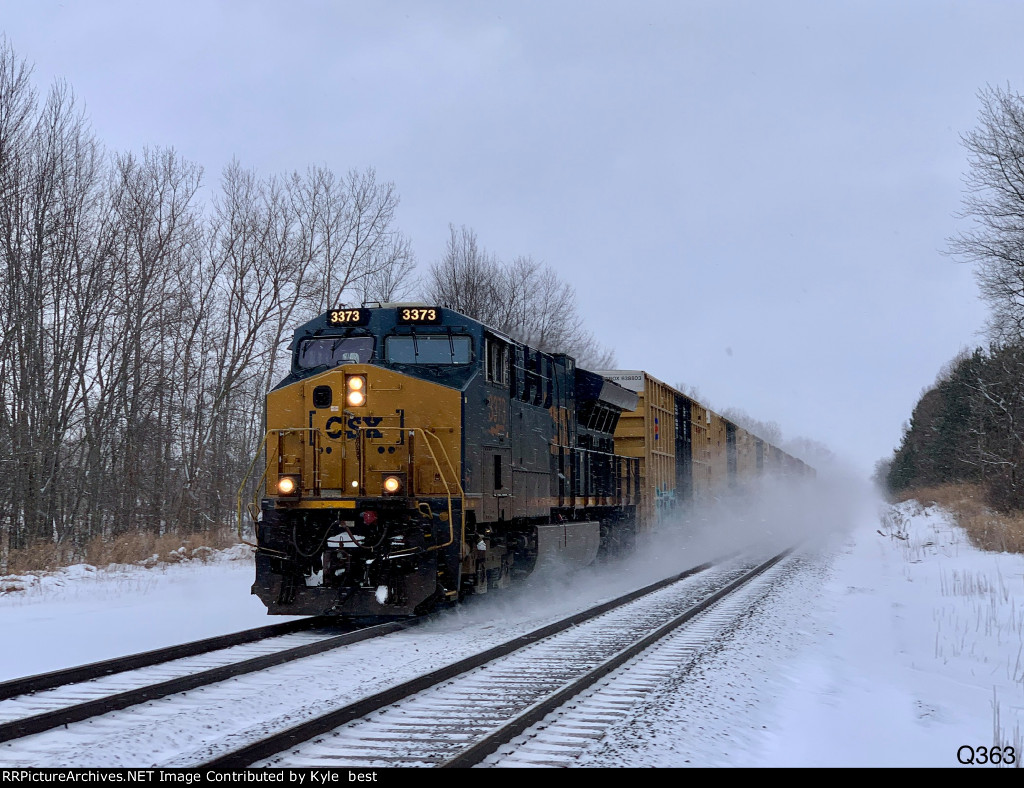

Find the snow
[[575, 496, 1023, 767], [1, 479, 1022, 768], [773, 499, 1023, 767], [0, 545, 303, 680]]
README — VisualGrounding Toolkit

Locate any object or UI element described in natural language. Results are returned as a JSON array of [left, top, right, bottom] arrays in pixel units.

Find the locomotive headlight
[[380, 473, 405, 496], [277, 475, 299, 497], [346, 375, 367, 407]]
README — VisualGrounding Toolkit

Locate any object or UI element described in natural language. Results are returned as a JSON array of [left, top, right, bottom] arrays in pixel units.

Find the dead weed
[[4, 529, 239, 574], [897, 483, 1024, 555]]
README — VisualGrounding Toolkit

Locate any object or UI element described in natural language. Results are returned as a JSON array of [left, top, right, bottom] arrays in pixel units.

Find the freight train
[[241, 304, 812, 618]]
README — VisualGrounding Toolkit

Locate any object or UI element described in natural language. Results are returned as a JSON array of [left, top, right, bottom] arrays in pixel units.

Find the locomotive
[[243, 303, 811, 618]]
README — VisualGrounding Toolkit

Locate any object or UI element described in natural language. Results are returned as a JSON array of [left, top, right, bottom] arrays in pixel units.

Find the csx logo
[[325, 415, 383, 439]]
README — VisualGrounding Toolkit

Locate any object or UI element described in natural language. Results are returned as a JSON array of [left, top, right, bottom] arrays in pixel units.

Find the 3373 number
[[398, 307, 438, 323], [957, 745, 1015, 765], [328, 309, 364, 325]]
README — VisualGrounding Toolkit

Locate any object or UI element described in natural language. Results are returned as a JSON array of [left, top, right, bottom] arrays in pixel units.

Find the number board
[[327, 308, 369, 326], [396, 307, 441, 324]]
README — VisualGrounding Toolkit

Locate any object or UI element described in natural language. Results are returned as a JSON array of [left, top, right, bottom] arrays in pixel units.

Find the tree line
[[884, 345, 1024, 511], [880, 85, 1024, 513], [0, 40, 611, 570]]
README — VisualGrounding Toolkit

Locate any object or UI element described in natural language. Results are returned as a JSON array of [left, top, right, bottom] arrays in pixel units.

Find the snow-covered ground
[[2, 477, 1022, 768], [576, 495, 1024, 767]]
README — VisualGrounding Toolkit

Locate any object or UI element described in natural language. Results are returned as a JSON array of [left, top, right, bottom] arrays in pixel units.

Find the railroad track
[[0, 615, 417, 744], [0, 548, 795, 767], [201, 549, 792, 769]]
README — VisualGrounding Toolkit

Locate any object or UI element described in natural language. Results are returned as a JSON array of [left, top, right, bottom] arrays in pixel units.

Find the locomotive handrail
[[237, 430, 274, 540], [353, 424, 464, 553], [238, 424, 464, 554], [417, 427, 465, 552], [236, 427, 323, 539]]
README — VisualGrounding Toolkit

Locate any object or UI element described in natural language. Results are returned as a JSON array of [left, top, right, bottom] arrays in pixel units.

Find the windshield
[[385, 335, 472, 365], [296, 336, 374, 370]]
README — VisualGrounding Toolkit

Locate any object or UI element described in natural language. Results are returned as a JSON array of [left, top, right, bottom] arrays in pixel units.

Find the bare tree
[[183, 163, 418, 531], [0, 59, 106, 557], [425, 225, 616, 366], [174, 161, 304, 530], [720, 408, 783, 446], [0, 39, 425, 566], [425, 224, 504, 323], [357, 232, 417, 304], [783, 436, 835, 469], [293, 166, 414, 314], [674, 382, 709, 408], [92, 148, 203, 537], [919, 84, 1024, 511], [949, 84, 1024, 344], [0, 37, 37, 570]]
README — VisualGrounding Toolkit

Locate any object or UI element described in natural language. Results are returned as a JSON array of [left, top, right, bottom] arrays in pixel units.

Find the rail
[[202, 549, 793, 768]]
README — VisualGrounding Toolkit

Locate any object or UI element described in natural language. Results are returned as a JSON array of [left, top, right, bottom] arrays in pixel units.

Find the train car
[[242, 304, 641, 618], [595, 370, 814, 520], [590, 371, 678, 528], [242, 304, 813, 619]]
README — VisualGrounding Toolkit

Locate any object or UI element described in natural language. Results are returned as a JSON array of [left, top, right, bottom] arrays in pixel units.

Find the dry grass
[[3, 529, 241, 575], [895, 483, 1024, 555]]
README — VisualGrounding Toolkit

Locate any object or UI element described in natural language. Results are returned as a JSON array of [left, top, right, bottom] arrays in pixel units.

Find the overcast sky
[[2, 1, 1020, 476]]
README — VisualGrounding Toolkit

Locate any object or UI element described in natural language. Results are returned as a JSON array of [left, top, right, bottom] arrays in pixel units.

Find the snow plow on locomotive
[[241, 303, 814, 619]]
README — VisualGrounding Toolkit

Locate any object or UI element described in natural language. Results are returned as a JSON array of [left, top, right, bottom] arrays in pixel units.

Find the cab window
[[385, 335, 472, 365], [296, 336, 374, 370], [486, 336, 508, 385]]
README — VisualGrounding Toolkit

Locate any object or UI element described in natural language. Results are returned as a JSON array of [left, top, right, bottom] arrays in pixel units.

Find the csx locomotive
[[243, 304, 811, 618]]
